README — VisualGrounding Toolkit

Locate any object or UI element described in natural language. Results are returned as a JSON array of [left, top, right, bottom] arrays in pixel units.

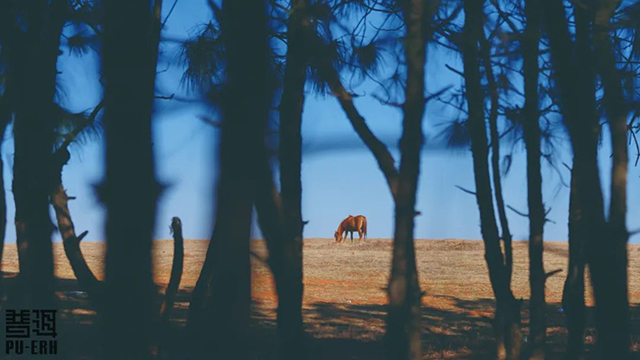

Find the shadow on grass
[[251, 296, 640, 360], [2, 273, 639, 359]]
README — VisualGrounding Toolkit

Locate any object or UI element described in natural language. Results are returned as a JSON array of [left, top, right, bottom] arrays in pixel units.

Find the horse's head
[[334, 230, 342, 242]]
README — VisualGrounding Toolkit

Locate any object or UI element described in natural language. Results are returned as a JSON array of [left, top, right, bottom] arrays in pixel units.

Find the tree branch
[[328, 72, 400, 200]]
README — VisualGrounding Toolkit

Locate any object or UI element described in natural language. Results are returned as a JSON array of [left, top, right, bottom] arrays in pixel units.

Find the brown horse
[[334, 215, 367, 242]]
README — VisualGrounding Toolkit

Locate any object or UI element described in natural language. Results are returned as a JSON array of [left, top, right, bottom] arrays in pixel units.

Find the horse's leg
[[350, 231, 353, 242], [358, 228, 363, 242]]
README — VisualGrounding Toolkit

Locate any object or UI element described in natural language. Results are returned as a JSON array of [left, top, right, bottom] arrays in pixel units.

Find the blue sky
[[2, 0, 639, 244]]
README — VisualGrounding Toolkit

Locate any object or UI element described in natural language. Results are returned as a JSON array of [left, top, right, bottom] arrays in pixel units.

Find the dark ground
[[1, 239, 639, 359]]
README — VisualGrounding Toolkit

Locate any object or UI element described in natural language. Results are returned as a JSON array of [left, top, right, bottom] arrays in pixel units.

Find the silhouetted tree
[[591, 0, 630, 356], [158, 216, 184, 359], [544, 7, 597, 353], [479, 19, 514, 288], [2, 0, 106, 305], [300, 1, 436, 357], [254, 154, 303, 359], [542, 0, 631, 357], [563, 165, 587, 360], [0, 0, 105, 306], [10, 0, 67, 308], [0, 107, 8, 301], [51, 101, 105, 300], [162, 217, 184, 321], [0, 1, 17, 301], [181, 1, 312, 356], [101, 0, 161, 357], [522, 0, 546, 358], [49, 0, 170, 306], [272, 0, 312, 356], [462, 1, 522, 358], [185, 0, 271, 358], [384, 1, 430, 359]]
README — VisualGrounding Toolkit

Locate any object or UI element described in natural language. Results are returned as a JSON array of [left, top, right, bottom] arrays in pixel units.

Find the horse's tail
[[363, 217, 368, 239]]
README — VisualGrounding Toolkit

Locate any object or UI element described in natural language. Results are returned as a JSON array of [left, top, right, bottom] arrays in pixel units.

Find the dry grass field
[[2, 238, 640, 359]]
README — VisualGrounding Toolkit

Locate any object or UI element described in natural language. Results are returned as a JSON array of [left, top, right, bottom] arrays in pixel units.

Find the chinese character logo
[[31, 310, 57, 338], [5, 309, 57, 356], [6, 310, 31, 339]]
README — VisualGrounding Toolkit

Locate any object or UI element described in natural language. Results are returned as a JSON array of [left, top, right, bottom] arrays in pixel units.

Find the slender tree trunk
[[161, 217, 184, 320], [0, 123, 7, 301], [541, 1, 613, 357], [186, 1, 270, 358], [522, 1, 546, 358], [188, 190, 253, 359], [12, 0, 65, 309], [8, 15, 25, 281], [0, 1, 12, 302], [0, 108, 9, 300], [158, 217, 184, 359], [524, 87, 547, 353], [185, 230, 214, 326], [562, 12, 599, 360], [275, 0, 311, 357], [50, 102, 105, 301], [51, 149, 102, 299], [386, 1, 427, 359], [101, 0, 161, 357], [254, 156, 305, 360], [479, 30, 513, 286], [562, 166, 586, 360], [462, 1, 522, 358], [590, 1, 630, 356], [52, 183, 101, 293], [0, 4, 20, 301]]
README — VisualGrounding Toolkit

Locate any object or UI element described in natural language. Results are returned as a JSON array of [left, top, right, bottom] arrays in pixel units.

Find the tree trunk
[[522, 1, 546, 358], [541, 1, 619, 357], [51, 147, 101, 299], [51, 182, 101, 297], [479, 29, 513, 286], [0, 124, 7, 301], [185, 1, 270, 358], [0, 1, 41, 284], [0, 2, 12, 302], [50, 102, 105, 302], [101, 0, 161, 357], [275, 0, 312, 357], [158, 217, 184, 359], [590, 1, 630, 356], [0, 104, 10, 300], [161, 217, 184, 320], [12, 0, 65, 309], [562, 166, 586, 360], [254, 157, 305, 360], [185, 230, 215, 327], [462, 1, 522, 358], [0, 3, 22, 300], [386, 1, 427, 359]]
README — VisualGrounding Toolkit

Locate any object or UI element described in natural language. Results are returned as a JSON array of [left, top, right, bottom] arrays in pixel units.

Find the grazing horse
[[334, 215, 367, 242]]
